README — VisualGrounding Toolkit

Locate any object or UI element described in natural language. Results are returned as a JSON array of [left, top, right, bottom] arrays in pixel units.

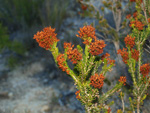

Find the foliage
[[0, 23, 26, 54], [0, 0, 69, 30], [0, 23, 9, 51], [0, 0, 43, 29], [0, 23, 26, 67], [77, 0, 136, 85], [77, 1, 150, 112], [33, 25, 126, 113], [39, 0, 69, 30], [117, 0, 150, 112]]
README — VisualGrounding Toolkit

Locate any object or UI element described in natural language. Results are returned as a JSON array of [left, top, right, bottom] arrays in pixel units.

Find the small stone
[[25, 52, 29, 56], [43, 79, 48, 83], [8, 92, 13, 98], [41, 105, 50, 112], [0, 92, 9, 99], [49, 72, 55, 79]]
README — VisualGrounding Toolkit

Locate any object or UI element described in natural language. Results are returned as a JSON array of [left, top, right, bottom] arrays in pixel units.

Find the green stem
[[140, 77, 150, 97], [84, 44, 90, 72], [51, 48, 59, 63], [128, 49, 137, 88], [137, 96, 141, 113], [51, 45, 82, 88], [121, 95, 125, 113], [137, 40, 142, 82], [84, 56, 95, 75], [83, 44, 90, 81], [100, 84, 122, 103], [69, 69, 81, 86]]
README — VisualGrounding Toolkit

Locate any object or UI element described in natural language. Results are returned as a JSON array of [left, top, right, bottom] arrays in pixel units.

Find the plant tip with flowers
[[33, 25, 126, 113]]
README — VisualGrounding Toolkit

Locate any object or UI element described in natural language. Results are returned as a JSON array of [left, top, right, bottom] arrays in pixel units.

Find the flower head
[[117, 48, 129, 64], [129, 20, 145, 31], [126, 14, 131, 19], [56, 54, 69, 74], [67, 48, 82, 64], [119, 76, 126, 85], [118, 48, 139, 63], [130, 0, 142, 3], [33, 27, 59, 50], [89, 40, 106, 55], [64, 42, 82, 64], [76, 25, 96, 44], [124, 35, 135, 48], [148, 18, 150, 23], [140, 63, 150, 77], [64, 42, 74, 49], [133, 11, 138, 18], [130, 0, 135, 2], [81, 4, 88, 10], [101, 53, 110, 59], [90, 74, 105, 89], [107, 107, 111, 113], [131, 49, 139, 61], [101, 53, 115, 65], [75, 90, 81, 99]]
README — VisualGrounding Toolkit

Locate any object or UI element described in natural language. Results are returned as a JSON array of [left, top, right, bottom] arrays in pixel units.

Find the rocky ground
[[0, 48, 84, 113]]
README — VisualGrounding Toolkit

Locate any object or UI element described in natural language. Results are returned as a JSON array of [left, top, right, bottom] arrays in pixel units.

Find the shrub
[[33, 0, 150, 113]]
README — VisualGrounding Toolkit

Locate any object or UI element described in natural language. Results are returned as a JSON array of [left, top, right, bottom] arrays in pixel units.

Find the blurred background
[[0, 0, 150, 113]]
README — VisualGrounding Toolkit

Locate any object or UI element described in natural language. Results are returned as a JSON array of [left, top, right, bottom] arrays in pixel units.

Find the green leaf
[[141, 94, 147, 102], [96, 11, 100, 19], [77, 45, 83, 53]]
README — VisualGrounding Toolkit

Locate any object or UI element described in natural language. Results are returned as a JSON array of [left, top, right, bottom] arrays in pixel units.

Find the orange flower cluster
[[129, 20, 145, 30], [131, 49, 139, 61], [107, 107, 111, 113], [90, 73, 105, 89], [126, 14, 131, 19], [33, 27, 59, 50], [76, 25, 96, 44], [56, 54, 69, 74], [140, 63, 150, 77], [124, 35, 135, 48], [64, 42, 82, 64], [75, 90, 81, 99], [118, 48, 139, 64], [130, 0, 142, 3], [67, 48, 82, 64], [89, 40, 106, 55], [81, 4, 88, 10], [64, 42, 74, 49], [101, 53, 115, 65], [148, 18, 150, 23], [101, 53, 110, 59], [133, 11, 137, 18], [118, 76, 126, 85], [130, 0, 136, 2], [117, 48, 129, 64]]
